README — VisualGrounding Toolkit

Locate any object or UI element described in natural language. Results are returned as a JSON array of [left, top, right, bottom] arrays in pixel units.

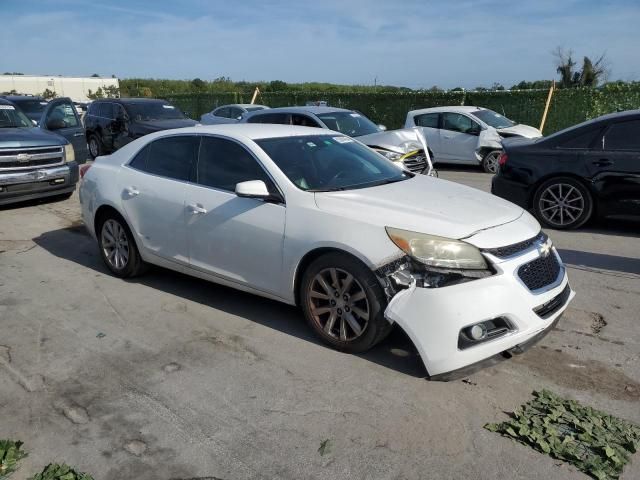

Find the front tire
[[533, 177, 593, 230], [482, 150, 502, 174], [300, 252, 392, 353], [97, 213, 146, 277]]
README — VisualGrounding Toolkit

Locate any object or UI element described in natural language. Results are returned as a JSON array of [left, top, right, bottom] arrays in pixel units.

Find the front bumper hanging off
[[383, 246, 574, 379]]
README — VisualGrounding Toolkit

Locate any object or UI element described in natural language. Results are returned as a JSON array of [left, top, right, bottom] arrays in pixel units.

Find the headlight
[[385, 227, 488, 270], [374, 149, 403, 162], [64, 144, 75, 163]]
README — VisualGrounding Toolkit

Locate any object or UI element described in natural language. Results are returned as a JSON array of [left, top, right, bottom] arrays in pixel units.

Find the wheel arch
[[292, 247, 374, 307]]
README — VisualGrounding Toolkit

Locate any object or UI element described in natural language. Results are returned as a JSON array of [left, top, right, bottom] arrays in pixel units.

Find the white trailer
[[0, 75, 119, 102]]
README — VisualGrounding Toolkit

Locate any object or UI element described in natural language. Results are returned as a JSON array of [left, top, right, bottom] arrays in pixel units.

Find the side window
[[113, 104, 127, 120], [228, 107, 243, 120], [98, 103, 114, 119], [442, 113, 476, 134], [197, 137, 274, 192], [247, 113, 289, 124], [557, 128, 601, 149], [131, 135, 198, 181], [215, 107, 230, 118], [45, 102, 79, 130], [87, 102, 97, 116], [291, 114, 321, 128], [414, 113, 439, 128], [602, 120, 640, 151]]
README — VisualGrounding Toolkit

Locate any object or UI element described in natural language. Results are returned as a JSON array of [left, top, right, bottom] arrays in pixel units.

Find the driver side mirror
[[235, 180, 282, 203]]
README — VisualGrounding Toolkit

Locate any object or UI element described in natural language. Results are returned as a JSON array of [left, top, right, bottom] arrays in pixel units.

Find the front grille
[[518, 253, 561, 291], [534, 284, 571, 319], [483, 232, 546, 258], [0, 146, 64, 170], [402, 153, 427, 173]]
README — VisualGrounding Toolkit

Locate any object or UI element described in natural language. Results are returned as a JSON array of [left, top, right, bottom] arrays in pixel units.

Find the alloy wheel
[[538, 183, 585, 227], [484, 151, 501, 174], [101, 219, 130, 270], [89, 137, 99, 158], [308, 267, 370, 342]]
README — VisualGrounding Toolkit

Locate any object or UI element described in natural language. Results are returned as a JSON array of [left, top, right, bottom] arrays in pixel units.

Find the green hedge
[[160, 85, 640, 134]]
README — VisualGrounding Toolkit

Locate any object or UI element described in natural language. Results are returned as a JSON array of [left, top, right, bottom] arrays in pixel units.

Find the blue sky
[[1, 0, 639, 88]]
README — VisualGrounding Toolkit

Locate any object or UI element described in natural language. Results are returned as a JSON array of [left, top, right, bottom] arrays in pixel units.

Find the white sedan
[[79, 124, 573, 379], [405, 106, 542, 173]]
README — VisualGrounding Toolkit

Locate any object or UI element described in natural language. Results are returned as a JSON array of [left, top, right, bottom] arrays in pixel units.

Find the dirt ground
[[0, 168, 638, 480]]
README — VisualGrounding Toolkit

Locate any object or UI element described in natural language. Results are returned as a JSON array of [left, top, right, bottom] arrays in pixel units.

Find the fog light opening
[[469, 323, 488, 341]]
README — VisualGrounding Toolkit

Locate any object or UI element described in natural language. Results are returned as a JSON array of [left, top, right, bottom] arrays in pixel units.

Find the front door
[[584, 119, 640, 218], [185, 135, 286, 296], [120, 135, 199, 264], [439, 112, 480, 163], [40, 98, 89, 163]]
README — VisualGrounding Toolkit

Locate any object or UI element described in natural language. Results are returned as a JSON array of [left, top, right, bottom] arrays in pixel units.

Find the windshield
[[472, 109, 516, 129], [317, 111, 381, 137], [124, 102, 187, 122], [0, 104, 34, 128], [256, 135, 411, 192]]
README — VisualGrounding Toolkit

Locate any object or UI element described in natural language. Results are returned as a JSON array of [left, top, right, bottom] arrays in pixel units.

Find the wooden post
[[539, 80, 555, 134], [250, 87, 260, 105]]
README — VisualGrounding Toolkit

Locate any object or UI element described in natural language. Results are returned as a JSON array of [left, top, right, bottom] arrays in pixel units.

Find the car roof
[[0, 98, 14, 105], [408, 106, 488, 116], [96, 98, 170, 104], [216, 104, 268, 109], [2, 95, 46, 101], [249, 106, 353, 115], [145, 123, 341, 141]]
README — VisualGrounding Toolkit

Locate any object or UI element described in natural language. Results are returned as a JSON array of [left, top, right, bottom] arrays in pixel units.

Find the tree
[[491, 82, 505, 91], [191, 78, 206, 90], [91, 73, 100, 78], [553, 47, 608, 88], [41, 88, 57, 99], [86, 88, 104, 100], [266, 80, 288, 91]]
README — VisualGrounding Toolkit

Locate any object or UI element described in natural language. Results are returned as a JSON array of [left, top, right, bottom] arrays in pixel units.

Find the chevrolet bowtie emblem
[[17, 153, 32, 163], [538, 238, 553, 258]]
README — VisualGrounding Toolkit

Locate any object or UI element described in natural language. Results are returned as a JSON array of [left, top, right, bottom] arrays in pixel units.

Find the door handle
[[187, 203, 207, 215], [73, 132, 85, 137], [124, 187, 139, 197], [592, 159, 614, 167], [443, 135, 452, 139]]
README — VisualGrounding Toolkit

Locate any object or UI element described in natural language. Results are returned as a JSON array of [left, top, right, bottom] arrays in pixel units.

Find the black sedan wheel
[[300, 252, 392, 353], [533, 177, 593, 230]]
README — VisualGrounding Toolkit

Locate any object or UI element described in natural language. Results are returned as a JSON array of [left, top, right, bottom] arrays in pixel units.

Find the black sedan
[[492, 110, 640, 229]]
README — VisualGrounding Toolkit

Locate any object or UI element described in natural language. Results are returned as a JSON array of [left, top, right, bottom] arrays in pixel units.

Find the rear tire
[[88, 134, 103, 159], [300, 252, 392, 353], [96, 212, 146, 277], [533, 177, 593, 230], [482, 150, 502, 174]]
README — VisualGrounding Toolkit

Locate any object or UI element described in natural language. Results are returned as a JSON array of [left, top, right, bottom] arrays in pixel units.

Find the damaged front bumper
[[382, 247, 574, 378]]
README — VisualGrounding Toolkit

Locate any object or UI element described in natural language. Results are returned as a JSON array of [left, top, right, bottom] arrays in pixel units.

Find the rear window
[[556, 128, 602, 149], [603, 120, 640, 151]]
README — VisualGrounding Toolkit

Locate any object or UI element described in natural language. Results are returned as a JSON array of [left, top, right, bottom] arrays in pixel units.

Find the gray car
[[243, 106, 433, 174], [200, 103, 269, 125]]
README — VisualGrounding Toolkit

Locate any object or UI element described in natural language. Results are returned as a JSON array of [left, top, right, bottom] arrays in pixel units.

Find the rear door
[[184, 135, 286, 295], [40, 98, 89, 163], [584, 119, 640, 218], [120, 135, 199, 264], [439, 112, 481, 163]]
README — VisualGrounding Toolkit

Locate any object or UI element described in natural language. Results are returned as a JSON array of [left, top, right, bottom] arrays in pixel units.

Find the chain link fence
[[160, 86, 640, 134]]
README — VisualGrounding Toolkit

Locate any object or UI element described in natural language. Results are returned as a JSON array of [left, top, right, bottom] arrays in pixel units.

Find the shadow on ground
[[33, 225, 426, 378]]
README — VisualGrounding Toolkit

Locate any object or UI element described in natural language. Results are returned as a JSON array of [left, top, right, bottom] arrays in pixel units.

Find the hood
[[497, 124, 542, 139], [314, 175, 524, 240], [357, 128, 423, 153], [131, 118, 198, 133], [0, 127, 67, 149]]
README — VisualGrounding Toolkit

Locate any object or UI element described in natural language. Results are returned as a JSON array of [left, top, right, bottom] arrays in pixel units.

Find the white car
[[200, 104, 269, 125], [79, 124, 573, 379], [405, 106, 542, 173]]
